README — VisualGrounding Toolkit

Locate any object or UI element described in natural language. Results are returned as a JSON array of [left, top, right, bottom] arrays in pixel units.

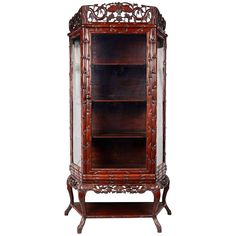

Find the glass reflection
[[156, 38, 165, 166], [72, 39, 81, 166]]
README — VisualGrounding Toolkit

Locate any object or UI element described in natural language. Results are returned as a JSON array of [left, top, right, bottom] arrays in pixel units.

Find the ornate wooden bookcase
[[65, 2, 171, 234]]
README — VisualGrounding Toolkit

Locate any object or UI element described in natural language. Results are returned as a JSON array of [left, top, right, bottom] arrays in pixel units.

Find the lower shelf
[[72, 202, 164, 218]]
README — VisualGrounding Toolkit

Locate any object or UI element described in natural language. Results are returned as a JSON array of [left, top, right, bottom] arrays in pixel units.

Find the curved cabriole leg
[[152, 190, 161, 215], [77, 217, 86, 234], [77, 190, 86, 234], [153, 215, 162, 233], [64, 177, 74, 216], [162, 176, 172, 215], [152, 190, 162, 233]]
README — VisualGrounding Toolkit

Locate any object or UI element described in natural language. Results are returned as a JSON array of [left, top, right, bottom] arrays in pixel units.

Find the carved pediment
[[69, 2, 166, 32]]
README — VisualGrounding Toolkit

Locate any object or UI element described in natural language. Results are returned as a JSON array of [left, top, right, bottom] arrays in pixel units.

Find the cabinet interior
[[91, 33, 147, 169]]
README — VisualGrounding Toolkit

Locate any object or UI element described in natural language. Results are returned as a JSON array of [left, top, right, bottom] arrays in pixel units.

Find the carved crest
[[69, 3, 166, 32], [87, 3, 152, 23]]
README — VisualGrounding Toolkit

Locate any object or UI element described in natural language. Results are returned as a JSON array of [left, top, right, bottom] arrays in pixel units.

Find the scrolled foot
[[153, 216, 162, 233], [165, 204, 172, 215], [64, 205, 72, 216], [77, 217, 86, 234]]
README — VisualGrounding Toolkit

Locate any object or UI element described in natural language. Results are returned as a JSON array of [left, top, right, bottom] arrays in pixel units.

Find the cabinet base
[[64, 175, 171, 234]]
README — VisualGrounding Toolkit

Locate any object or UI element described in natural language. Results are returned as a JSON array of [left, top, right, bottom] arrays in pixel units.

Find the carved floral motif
[[69, 3, 166, 32], [156, 11, 166, 30], [69, 8, 82, 32], [87, 3, 152, 23], [67, 174, 171, 193], [91, 184, 154, 194]]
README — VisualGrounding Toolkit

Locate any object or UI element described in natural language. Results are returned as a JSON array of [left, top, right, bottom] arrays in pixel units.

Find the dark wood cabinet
[[65, 3, 171, 234]]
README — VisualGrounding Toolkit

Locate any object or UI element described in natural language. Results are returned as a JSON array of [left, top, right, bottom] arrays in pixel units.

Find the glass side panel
[[91, 33, 147, 169], [156, 38, 165, 167], [72, 39, 81, 166]]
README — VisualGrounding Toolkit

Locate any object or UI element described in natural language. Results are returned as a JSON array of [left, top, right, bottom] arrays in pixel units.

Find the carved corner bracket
[[159, 175, 170, 188], [67, 175, 79, 189], [69, 8, 82, 32], [155, 8, 166, 30]]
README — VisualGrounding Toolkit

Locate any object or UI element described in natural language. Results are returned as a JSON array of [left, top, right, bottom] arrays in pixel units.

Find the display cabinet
[[65, 2, 171, 234]]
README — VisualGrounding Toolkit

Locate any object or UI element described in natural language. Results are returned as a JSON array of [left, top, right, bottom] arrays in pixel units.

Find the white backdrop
[[0, 0, 236, 235]]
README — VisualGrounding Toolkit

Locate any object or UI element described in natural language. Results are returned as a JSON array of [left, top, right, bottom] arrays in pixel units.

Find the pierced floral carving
[[67, 174, 162, 193], [87, 3, 152, 23], [67, 175, 171, 193], [157, 11, 166, 30], [82, 183, 161, 193], [69, 3, 166, 32], [93, 185, 147, 193], [69, 8, 82, 32]]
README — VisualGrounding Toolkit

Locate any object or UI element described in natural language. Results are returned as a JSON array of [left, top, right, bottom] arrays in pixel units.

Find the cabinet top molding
[[69, 2, 166, 32]]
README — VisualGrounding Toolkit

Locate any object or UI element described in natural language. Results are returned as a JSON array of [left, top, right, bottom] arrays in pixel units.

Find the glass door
[[91, 33, 147, 169]]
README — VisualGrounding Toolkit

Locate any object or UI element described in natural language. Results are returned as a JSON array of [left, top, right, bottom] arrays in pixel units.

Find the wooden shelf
[[92, 62, 146, 66], [93, 100, 146, 103], [73, 202, 156, 218], [93, 131, 146, 139]]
